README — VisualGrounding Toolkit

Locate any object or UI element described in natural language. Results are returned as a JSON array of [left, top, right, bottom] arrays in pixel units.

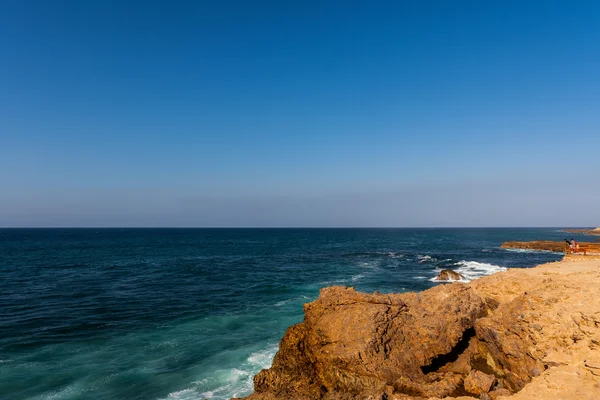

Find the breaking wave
[[161, 344, 279, 400], [430, 260, 507, 283], [503, 248, 562, 255]]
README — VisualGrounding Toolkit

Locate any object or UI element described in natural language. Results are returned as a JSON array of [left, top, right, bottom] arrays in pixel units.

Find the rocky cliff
[[238, 257, 600, 400]]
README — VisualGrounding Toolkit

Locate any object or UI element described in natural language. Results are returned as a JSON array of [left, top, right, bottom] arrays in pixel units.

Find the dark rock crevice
[[421, 328, 476, 374], [240, 285, 528, 400]]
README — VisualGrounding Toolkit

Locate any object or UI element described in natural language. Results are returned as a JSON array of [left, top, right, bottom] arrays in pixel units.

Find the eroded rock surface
[[463, 370, 496, 395], [239, 259, 600, 400]]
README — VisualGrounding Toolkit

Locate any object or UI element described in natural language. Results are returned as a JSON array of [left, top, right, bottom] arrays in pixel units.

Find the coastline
[[467, 255, 600, 400], [501, 240, 600, 254], [240, 255, 600, 400], [2, 228, 568, 400], [562, 228, 600, 236]]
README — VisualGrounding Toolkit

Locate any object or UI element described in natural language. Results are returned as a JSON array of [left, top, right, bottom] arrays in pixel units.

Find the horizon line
[[0, 226, 588, 229]]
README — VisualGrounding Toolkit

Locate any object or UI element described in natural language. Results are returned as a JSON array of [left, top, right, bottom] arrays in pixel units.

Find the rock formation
[[563, 228, 600, 236], [500, 240, 566, 252], [501, 240, 600, 253], [433, 269, 465, 281], [238, 258, 600, 400]]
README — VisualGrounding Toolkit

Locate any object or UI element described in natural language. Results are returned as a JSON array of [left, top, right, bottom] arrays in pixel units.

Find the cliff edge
[[238, 257, 600, 400]]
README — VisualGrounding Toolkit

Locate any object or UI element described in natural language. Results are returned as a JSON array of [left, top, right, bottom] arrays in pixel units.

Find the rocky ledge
[[563, 228, 600, 236], [501, 240, 600, 253], [238, 258, 600, 400]]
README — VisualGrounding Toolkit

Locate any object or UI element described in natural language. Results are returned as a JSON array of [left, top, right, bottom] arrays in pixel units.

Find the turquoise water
[[0, 228, 581, 400]]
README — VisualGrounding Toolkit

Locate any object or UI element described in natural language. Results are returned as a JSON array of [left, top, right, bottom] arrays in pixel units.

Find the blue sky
[[1, 1, 599, 227]]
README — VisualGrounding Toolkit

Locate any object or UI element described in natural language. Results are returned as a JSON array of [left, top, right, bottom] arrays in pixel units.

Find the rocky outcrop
[[249, 284, 486, 399], [501, 240, 566, 252], [501, 240, 600, 252], [239, 258, 600, 400], [563, 228, 600, 236], [433, 269, 465, 281]]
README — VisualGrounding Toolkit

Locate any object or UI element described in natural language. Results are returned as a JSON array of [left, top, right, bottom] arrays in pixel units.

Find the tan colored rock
[[433, 269, 464, 281], [239, 258, 600, 400], [246, 284, 486, 399], [564, 228, 600, 236], [585, 358, 600, 376], [469, 259, 600, 399], [464, 370, 496, 395], [585, 358, 600, 370], [501, 240, 600, 254], [500, 240, 567, 252], [489, 387, 511, 399]]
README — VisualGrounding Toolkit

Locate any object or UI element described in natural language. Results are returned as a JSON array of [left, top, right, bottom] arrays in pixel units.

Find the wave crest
[[430, 260, 506, 283], [160, 344, 279, 400]]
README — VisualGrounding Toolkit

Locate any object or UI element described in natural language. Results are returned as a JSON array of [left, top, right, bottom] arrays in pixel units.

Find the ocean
[[0, 228, 583, 400]]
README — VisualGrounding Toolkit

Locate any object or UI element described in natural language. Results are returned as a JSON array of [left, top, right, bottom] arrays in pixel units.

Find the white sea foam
[[319, 278, 348, 285], [37, 383, 83, 400], [358, 261, 380, 269], [321, 271, 367, 285], [162, 388, 196, 399], [247, 345, 278, 368], [455, 260, 506, 281], [385, 252, 404, 259], [503, 248, 562, 255], [429, 275, 468, 283], [275, 295, 312, 304], [161, 344, 279, 400], [430, 260, 507, 283], [417, 255, 436, 263], [503, 248, 535, 253]]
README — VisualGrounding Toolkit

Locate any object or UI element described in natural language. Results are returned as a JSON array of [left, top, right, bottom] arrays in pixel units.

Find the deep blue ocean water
[[0, 228, 588, 400]]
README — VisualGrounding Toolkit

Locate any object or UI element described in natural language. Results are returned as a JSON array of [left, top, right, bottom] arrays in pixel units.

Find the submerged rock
[[433, 269, 465, 281]]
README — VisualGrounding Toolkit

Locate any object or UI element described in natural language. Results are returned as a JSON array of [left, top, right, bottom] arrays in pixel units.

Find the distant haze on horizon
[[1, 1, 599, 227]]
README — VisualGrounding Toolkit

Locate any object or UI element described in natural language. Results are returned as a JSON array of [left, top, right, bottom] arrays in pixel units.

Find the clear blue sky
[[1, 1, 599, 227]]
